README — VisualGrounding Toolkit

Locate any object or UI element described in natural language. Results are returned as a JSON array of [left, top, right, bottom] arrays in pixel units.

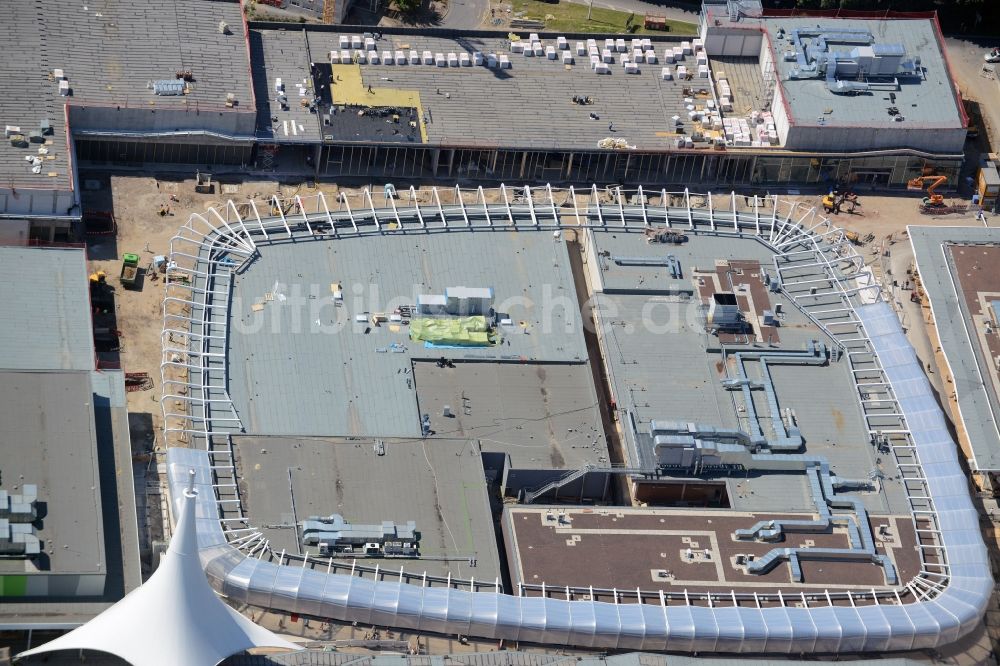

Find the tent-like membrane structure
[[17, 471, 300, 666]]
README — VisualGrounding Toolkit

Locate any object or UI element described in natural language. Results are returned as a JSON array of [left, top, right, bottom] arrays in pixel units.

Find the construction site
[[136, 182, 988, 656], [243, 7, 969, 187], [2, 0, 999, 662], [0, 164, 994, 661], [0, 0, 980, 243]]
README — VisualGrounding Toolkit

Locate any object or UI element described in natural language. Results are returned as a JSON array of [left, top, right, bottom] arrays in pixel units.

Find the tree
[[394, 0, 422, 12]]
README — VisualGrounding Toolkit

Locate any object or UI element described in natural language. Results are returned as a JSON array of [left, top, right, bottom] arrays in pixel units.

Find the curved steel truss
[[161, 185, 990, 652]]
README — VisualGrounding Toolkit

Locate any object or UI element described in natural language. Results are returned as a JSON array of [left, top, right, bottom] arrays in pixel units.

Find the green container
[[122, 253, 140, 265]]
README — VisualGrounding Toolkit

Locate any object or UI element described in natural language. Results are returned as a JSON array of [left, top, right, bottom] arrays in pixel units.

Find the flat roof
[[503, 506, 920, 596], [0, 246, 140, 626], [0, 371, 104, 577], [762, 17, 962, 128], [589, 230, 909, 515], [909, 226, 1000, 471], [250, 29, 320, 143], [228, 232, 588, 438], [0, 0, 253, 191], [266, 28, 705, 151], [2, 368, 141, 626], [710, 56, 767, 117], [39, 0, 251, 110], [233, 436, 501, 581], [415, 362, 609, 469], [0, 247, 93, 372], [0, 29, 71, 190]]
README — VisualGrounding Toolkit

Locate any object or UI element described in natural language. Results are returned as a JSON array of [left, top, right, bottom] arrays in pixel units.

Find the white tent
[[18, 472, 300, 665]]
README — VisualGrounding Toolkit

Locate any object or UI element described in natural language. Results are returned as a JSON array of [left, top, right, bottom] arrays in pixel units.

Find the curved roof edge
[[164, 299, 991, 653], [159, 190, 991, 653], [17, 473, 300, 666]]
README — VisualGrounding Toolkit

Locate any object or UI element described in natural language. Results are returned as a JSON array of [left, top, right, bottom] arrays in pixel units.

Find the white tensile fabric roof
[[18, 472, 300, 666]]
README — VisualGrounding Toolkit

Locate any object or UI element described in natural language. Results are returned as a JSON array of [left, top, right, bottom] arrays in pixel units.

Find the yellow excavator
[[822, 190, 859, 215]]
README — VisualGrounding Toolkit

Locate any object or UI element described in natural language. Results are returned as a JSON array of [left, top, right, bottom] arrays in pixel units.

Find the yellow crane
[[323, 0, 336, 23]]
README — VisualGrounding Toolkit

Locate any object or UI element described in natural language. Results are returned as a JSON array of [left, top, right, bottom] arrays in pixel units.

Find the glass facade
[[73, 137, 962, 190], [75, 138, 253, 166], [752, 154, 961, 189], [320, 143, 961, 189]]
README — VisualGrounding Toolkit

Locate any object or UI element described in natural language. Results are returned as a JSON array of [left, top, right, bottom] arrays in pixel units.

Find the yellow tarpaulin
[[409, 317, 497, 346], [330, 64, 427, 143]]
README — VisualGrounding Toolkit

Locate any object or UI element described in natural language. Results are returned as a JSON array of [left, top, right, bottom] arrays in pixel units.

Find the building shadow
[[128, 412, 156, 455], [81, 173, 119, 259]]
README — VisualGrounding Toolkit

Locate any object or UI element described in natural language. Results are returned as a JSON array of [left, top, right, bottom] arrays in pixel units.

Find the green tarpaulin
[[409, 316, 497, 346]]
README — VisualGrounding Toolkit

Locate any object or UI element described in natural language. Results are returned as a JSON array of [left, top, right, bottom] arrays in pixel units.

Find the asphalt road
[[441, 0, 488, 28]]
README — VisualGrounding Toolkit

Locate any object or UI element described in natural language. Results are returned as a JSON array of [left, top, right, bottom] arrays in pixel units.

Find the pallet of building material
[[125, 372, 154, 392]]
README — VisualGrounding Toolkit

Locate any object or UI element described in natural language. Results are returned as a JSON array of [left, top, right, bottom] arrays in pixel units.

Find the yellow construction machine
[[822, 190, 859, 215]]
